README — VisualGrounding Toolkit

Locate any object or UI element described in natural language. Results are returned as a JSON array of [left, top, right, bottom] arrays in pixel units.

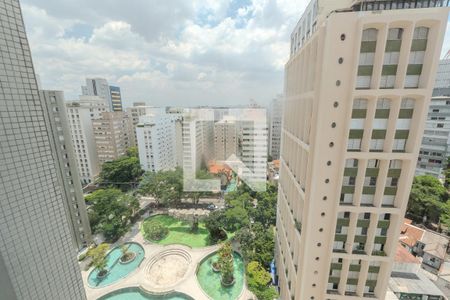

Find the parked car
[[207, 204, 218, 211]]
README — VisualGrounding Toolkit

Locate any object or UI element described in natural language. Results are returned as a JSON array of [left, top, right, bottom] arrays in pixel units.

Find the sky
[[22, 0, 450, 108]]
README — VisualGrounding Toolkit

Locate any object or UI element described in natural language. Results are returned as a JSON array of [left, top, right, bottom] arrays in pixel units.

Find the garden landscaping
[[141, 214, 233, 248]]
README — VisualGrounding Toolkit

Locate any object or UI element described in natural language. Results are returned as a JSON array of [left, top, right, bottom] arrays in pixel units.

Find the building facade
[[269, 95, 283, 160], [0, 1, 86, 298], [109, 85, 123, 112], [66, 96, 108, 184], [136, 109, 180, 172], [433, 58, 450, 96], [416, 95, 450, 177], [126, 103, 156, 147], [182, 109, 215, 173], [214, 117, 238, 161], [40, 90, 93, 250], [82, 78, 123, 112], [93, 112, 133, 165], [239, 113, 268, 188], [276, 1, 448, 299]]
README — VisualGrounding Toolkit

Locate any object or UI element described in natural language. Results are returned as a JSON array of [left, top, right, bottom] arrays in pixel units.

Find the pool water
[[88, 243, 145, 288], [196, 252, 244, 300], [98, 287, 193, 300]]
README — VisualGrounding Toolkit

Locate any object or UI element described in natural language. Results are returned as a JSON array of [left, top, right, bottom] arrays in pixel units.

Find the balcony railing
[[352, 0, 450, 11]]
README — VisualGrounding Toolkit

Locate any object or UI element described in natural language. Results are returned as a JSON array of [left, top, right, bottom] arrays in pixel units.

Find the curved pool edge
[[195, 250, 246, 300], [87, 242, 146, 289], [96, 286, 195, 300]]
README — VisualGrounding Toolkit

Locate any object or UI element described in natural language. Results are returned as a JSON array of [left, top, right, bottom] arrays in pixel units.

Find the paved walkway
[[82, 220, 254, 300]]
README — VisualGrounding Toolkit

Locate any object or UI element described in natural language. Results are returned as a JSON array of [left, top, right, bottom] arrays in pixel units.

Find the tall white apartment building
[[82, 78, 123, 112], [433, 58, 450, 96], [416, 96, 450, 177], [214, 117, 238, 161], [127, 103, 157, 147], [269, 95, 283, 160], [136, 109, 181, 172], [0, 1, 86, 298], [239, 112, 268, 187], [41, 90, 93, 250], [276, 1, 448, 299], [182, 109, 215, 173], [66, 96, 108, 184], [93, 112, 133, 165]]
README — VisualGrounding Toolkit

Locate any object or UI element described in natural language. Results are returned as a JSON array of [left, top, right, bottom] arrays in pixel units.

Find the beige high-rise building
[[214, 117, 238, 161], [126, 103, 156, 147], [93, 111, 134, 165], [66, 96, 108, 184], [276, 1, 449, 300]]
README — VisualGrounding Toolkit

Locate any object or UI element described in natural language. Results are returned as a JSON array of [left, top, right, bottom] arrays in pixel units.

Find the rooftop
[[389, 271, 445, 297], [395, 243, 420, 264], [399, 221, 425, 248]]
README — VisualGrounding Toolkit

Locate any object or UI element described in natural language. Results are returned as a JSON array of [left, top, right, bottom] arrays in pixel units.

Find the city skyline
[[21, 0, 450, 108]]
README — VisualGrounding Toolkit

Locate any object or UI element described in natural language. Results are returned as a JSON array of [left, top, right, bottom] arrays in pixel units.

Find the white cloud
[[18, 1, 308, 106]]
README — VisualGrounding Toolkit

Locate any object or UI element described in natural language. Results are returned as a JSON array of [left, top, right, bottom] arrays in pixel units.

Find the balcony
[[354, 235, 368, 243], [357, 219, 370, 227], [328, 277, 340, 284], [372, 250, 387, 256], [333, 248, 347, 254], [349, 264, 361, 272], [337, 218, 350, 226], [368, 266, 380, 273], [352, 249, 366, 255], [377, 220, 390, 229], [335, 234, 347, 242]]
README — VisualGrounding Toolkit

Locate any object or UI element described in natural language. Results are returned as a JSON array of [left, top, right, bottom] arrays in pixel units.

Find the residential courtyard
[[81, 214, 253, 300]]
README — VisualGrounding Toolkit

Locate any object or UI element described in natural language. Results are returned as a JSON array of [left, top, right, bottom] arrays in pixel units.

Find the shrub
[[78, 253, 87, 261], [143, 220, 169, 241], [246, 261, 278, 300], [87, 244, 109, 273]]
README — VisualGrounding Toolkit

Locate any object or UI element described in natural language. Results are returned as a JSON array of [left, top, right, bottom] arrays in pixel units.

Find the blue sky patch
[[64, 23, 93, 40]]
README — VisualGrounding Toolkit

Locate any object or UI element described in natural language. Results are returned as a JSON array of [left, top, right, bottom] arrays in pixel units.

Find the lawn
[[141, 214, 232, 248]]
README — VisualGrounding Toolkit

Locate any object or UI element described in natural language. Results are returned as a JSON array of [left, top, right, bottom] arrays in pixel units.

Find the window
[[357, 28, 378, 89]]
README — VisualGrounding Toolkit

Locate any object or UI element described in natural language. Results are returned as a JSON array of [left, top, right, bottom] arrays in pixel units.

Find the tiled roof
[[395, 243, 420, 264], [399, 222, 424, 248]]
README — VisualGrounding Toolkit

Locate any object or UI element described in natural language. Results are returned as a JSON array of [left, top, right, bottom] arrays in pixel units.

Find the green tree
[[224, 206, 249, 231], [126, 146, 139, 158], [99, 156, 143, 190], [205, 210, 227, 243], [88, 243, 109, 274], [407, 175, 448, 223], [246, 261, 277, 300], [138, 168, 183, 206], [236, 222, 275, 268], [247, 261, 271, 287], [440, 201, 450, 231], [142, 220, 169, 241], [250, 184, 278, 228], [86, 189, 139, 241], [219, 241, 234, 285]]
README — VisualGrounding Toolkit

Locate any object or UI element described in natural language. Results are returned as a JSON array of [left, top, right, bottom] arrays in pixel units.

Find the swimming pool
[[97, 287, 193, 300], [88, 242, 145, 288], [196, 251, 245, 300]]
